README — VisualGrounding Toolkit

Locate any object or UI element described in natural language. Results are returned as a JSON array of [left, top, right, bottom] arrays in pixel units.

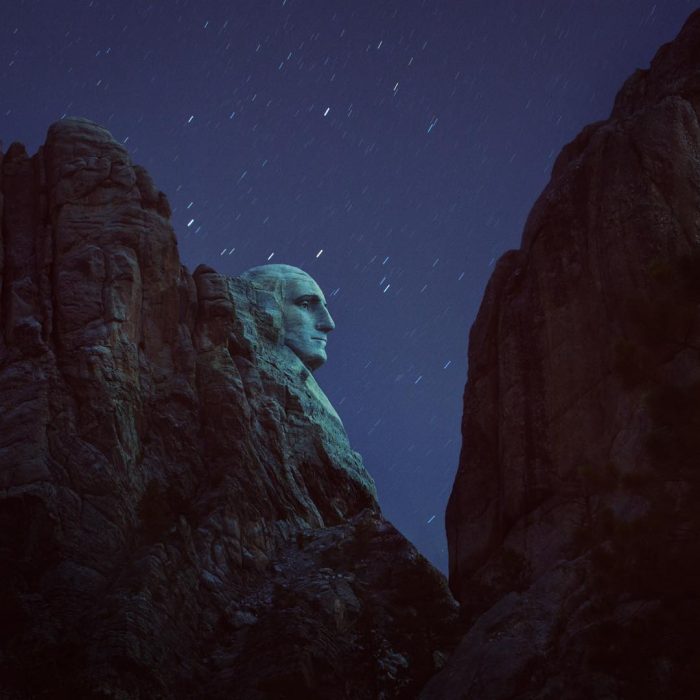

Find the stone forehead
[[240, 264, 321, 298], [244, 263, 310, 279]]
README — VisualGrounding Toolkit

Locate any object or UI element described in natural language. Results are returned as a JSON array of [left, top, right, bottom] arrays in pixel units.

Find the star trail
[[1, 0, 694, 571]]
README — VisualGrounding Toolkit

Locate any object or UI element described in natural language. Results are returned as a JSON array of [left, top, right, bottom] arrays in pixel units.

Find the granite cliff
[[424, 10, 700, 700], [5, 10, 700, 699], [0, 119, 459, 698]]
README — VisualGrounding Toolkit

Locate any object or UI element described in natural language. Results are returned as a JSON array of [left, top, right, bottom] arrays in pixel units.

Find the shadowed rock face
[[0, 118, 459, 698], [424, 10, 700, 700]]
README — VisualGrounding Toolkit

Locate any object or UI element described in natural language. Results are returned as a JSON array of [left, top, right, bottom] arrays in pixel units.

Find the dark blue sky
[[2, 0, 695, 571]]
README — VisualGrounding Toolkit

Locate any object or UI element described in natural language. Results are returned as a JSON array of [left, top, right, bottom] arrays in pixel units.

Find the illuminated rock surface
[[0, 117, 458, 699]]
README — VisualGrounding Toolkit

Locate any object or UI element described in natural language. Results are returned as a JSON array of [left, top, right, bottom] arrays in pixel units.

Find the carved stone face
[[240, 264, 336, 371], [281, 271, 335, 371]]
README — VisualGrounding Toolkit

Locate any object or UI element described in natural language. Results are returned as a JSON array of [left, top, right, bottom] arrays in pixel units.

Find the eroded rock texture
[[0, 118, 459, 698], [424, 11, 700, 700]]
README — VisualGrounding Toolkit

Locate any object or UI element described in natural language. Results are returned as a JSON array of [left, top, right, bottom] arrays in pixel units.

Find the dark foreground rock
[[0, 118, 459, 698], [425, 10, 700, 700]]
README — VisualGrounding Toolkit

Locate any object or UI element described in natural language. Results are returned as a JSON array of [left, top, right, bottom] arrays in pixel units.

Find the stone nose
[[316, 306, 335, 332]]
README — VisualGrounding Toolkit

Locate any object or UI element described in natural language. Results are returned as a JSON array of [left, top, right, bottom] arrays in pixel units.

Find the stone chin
[[286, 340, 327, 372]]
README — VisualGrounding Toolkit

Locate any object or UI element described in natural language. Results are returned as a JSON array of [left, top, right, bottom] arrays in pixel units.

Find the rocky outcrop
[[0, 118, 459, 698], [424, 10, 700, 700]]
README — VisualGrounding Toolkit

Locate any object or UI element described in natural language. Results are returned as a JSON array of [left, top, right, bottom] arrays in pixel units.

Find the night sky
[[2, 0, 695, 572]]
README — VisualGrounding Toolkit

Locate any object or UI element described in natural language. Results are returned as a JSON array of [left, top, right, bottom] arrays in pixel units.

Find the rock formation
[[6, 9, 700, 698], [424, 10, 700, 700], [0, 118, 459, 698]]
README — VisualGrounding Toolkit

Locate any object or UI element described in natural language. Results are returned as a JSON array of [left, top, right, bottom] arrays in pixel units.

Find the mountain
[[424, 10, 700, 700], [0, 118, 458, 698], [5, 10, 700, 698]]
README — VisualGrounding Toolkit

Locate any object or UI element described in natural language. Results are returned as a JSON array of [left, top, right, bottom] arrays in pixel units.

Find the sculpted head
[[240, 264, 336, 371]]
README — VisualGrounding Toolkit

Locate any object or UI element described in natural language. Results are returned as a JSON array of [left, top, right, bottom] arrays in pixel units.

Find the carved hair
[[240, 264, 310, 301]]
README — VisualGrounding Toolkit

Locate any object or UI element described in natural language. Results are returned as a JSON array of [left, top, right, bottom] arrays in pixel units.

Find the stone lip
[[0, 117, 458, 697], [427, 9, 700, 700]]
